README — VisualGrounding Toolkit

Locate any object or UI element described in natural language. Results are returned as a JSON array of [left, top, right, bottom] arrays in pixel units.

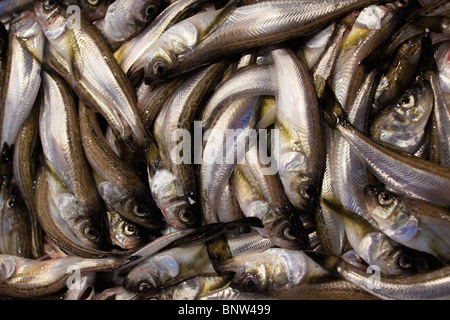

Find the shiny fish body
[[152, 62, 226, 229], [140, 0, 390, 82], [1, 10, 44, 151], [78, 101, 164, 231], [332, 2, 406, 110], [372, 37, 423, 115], [330, 71, 378, 225], [0, 0, 33, 19], [99, 0, 161, 48], [329, 109, 450, 206], [0, 254, 122, 298], [12, 99, 43, 259], [201, 63, 275, 130], [123, 244, 217, 295], [365, 187, 450, 263], [39, 72, 106, 241], [114, 0, 212, 74], [321, 199, 408, 276], [35, 0, 149, 150], [220, 248, 330, 298], [307, 252, 450, 300], [371, 80, 434, 154], [270, 46, 325, 216], [235, 143, 309, 250]]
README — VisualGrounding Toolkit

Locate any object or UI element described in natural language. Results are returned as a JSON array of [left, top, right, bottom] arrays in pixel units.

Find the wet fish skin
[[364, 186, 450, 263], [0, 254, 123, 298], [1, 10, 44, 151], [39, 71, 108, 248], [100, 0, 161, 47], [123, 244, 217, 295], [322, 85, 450, 206], [140, 0, 391, 82], [114, 0, 213, 74], [321, 198, 410, 276], [151, 63, 226, 230], [220, 248, 330, 298], [372, 37, 423, 115], [150, 275, 232, 300], [35, 0, 149, 151], [78, 101, 165, 231], [332, 2, 409, 111], [270, 46, 325, 216], [371, 80, 434, 154], [306, 251, 450, 300], [12, 98, 44, 259], [0, 0, 34, 19]]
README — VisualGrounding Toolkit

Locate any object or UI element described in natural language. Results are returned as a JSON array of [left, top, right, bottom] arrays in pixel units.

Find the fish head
[[364, 186, 400, 226], [56, 192, 107, 249], [98, 181, 165, 231], [106, 210, 149, 250], [262, 208, 309, 250], [34, 0, 68, 39], [139, 22, 200, 83], [161, 200, 198, 230], [150, 169, 198, 229], [221, 256, 271, 294], [371, 82, 433, 153], [134, 0, 161, 24]]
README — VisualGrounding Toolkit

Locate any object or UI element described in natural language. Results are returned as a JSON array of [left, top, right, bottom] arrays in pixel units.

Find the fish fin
[[200, 0, 239, 42]]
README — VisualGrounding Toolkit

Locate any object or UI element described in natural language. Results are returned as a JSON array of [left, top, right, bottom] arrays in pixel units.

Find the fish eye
[[44, 0, 57, 10], [399, 94, 414, 109], [133, 204, 148, 217], [152, 61, 167, 79], [398, 253, 413, 270], [144, 4, 158, 21], [301, 185, 315, 200], [123, 223, 137, 236], [284, 226, 300, 241], [6, 197, 16, 209], [179, 209, 194, 224], [84, 226, 100, 240], [87, 0, 100, 6], [242, 275, 259, 292], [378, 191, 394, 206], [137, 280, 152, 293]]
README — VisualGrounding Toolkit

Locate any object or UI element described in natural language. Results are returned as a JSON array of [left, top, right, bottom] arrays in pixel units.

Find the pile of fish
[[0, 0, 449, 300]]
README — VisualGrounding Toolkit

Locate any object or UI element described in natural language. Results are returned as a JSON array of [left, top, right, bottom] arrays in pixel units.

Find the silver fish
[[371, 80, 434, 154], [307, 251, 450, 300], [139, 0, 390, 82], [323, 89, 450, 206], [0, 254, 122, 298], [78, 101, 164, 231], [365, 187, 450, 263], [270, 46, 325, 215], [1, 10, 44, 151], [99, 0, 161, 48], [35, 0, 149, 150]]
